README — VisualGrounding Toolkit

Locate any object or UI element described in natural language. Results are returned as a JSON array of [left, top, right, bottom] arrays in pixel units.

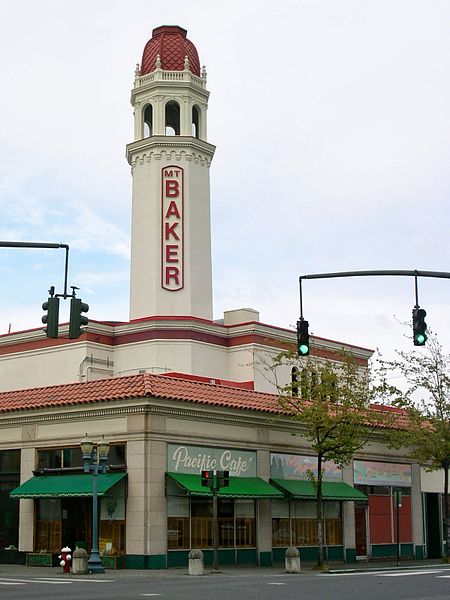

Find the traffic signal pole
[[0, 241, 70, 298], [299, 269, 450, 319], [1, 241, 89, 339], [298, 269, 450, 348], [212, 486, 219, 572], [200, 470, 229, 572]]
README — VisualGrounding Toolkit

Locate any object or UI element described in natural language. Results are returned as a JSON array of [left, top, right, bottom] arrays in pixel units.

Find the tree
[[377, 335, 450, 562], [272, 350, 389, 570]]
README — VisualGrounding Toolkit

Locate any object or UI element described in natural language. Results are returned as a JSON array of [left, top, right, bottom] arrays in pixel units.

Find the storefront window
[[0, 449, 20, 549], [272, 500, 290, 547], [31, 452, 127, 554], [100, 483, 127, 555], [291, 501, 318, 546], [38, 449, 62, 470], [191, 498, 213, 548], [167, 497, 190, 550], [354, 460, 413, 547], [235, 500, 255, 548], [324, 501, 342, 545], [167, 497, 256, 550], [218, 500, 234, 547], [37, 444, 126, 471], [272, 499, 342, 547], [36, 499, 62, 553]]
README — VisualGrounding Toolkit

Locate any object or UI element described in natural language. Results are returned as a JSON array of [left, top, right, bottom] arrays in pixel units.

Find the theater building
[[0, 26, 444, 567], [0, 371, 427, 568]]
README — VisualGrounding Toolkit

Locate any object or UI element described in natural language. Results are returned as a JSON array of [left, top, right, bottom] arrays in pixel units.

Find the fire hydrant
[[59, 546, 72, 573]]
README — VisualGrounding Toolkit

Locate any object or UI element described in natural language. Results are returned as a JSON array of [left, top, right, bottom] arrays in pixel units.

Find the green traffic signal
[[412, 307, 427, 347], [69, 297, 89, 339], [297, 319, 310, 356], [415, 333, 426, 345], [42, 297, 60, 339]]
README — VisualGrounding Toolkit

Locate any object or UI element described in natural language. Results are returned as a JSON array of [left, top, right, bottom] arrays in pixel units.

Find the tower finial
[[184, 55, 190, 70], [155, 54, 162, 69], [201, 65, 207, 80], [134, 63, 141, 88]]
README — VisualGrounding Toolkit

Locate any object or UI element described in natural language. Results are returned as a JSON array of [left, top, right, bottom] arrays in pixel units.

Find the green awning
[[10, 472, 127, 499], [270, 479, 367, 501], [166, 472, 284, 499]]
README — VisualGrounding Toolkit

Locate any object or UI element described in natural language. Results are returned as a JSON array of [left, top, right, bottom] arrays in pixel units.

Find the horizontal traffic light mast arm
[[298, 269, 450, 319], [300, 269, 450, 281], [0, 241, 70, 298]]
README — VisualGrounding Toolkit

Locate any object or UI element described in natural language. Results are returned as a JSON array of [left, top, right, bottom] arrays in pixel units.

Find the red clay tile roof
[[0, 373, 409, 429], [0, 373, 279, 415], [369, 402, 410, 429], [141, 26, 200, 76]]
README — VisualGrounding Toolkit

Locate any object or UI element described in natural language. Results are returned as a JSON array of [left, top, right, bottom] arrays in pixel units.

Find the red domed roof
[[141, 26, 201, 77]]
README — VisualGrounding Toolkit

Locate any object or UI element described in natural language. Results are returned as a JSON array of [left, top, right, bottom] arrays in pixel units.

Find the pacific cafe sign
[[168, 444, 256, 477], [161, 166, 184, 291]]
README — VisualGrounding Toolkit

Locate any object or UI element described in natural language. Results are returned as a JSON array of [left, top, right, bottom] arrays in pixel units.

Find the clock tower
[[127, 26, 215, 320]]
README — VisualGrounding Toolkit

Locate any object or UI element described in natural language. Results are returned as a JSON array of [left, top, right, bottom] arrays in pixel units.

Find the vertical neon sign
[[161, 166, 184, 291]]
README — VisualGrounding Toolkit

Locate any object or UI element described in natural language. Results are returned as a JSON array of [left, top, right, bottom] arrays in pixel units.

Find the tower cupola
[[127, 26, 215, 321], [141, 26, 201, 76]]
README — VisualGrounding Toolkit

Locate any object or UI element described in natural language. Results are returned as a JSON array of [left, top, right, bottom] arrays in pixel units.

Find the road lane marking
[[376, 570, 446, 577], [0, 578, 38, 583], [268, 582, 286, 585], [34, 580, 73, 584], [325, 569, 450, 578], [0, 582, 27, 585], [58, 578, 115, 582], [0, 578, 72, 585], [325, 571, 394, 577]]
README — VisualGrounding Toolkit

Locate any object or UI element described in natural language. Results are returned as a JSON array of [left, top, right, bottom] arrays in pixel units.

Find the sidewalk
[[1, 559, 449, 579]]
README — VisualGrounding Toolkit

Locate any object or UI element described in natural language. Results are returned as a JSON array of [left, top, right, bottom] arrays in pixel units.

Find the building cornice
[[0, 315, 372, 365], [0, 396, 292, 432], [126, 136, 215, 167]]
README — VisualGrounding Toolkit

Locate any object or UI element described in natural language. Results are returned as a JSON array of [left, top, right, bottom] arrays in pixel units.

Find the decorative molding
[[130, 147, 214, 169], [0, 397, 298, 432]]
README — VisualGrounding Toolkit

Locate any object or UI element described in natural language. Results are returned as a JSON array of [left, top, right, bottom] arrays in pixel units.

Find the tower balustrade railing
[[135, 70, 206, 89]]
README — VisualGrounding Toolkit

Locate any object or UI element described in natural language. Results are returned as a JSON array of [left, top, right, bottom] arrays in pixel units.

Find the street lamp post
[[81, 434, 110, 574]]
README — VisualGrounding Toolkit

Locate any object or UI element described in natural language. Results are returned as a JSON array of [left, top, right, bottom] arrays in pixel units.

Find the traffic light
[[217, 470, 230, 488], [42, 297, 60, 339], [201, 470, 214, 488], [297, 319, 310, 356], [69, 297, 89, 339], [412, 307, 427, 346]]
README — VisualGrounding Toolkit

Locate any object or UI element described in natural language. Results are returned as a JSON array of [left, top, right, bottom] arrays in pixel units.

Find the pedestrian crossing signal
[[217, 470, 230, 488], [201, 470, 214, 487]]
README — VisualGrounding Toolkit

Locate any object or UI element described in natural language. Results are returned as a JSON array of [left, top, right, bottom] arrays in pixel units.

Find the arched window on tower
[[165, 101, 180, 136], [143, 104, 153, 138], [192, 105, 200, 138]]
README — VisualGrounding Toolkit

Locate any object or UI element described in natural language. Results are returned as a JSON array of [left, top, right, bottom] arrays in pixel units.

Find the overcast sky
[[0, 0, 448, 365]]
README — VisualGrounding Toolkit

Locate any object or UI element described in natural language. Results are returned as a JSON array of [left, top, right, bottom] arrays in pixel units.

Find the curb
[[328, 563, 450, 574]]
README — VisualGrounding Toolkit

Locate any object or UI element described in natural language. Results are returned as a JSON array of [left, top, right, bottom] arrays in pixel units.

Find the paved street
[[0, 564, 449, 600]]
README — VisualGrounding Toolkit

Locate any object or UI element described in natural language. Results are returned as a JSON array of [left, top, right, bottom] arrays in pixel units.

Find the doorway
[[425, 493, 442, 559], [355, 504, 368, 559], [61, 498, 90, 551]]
